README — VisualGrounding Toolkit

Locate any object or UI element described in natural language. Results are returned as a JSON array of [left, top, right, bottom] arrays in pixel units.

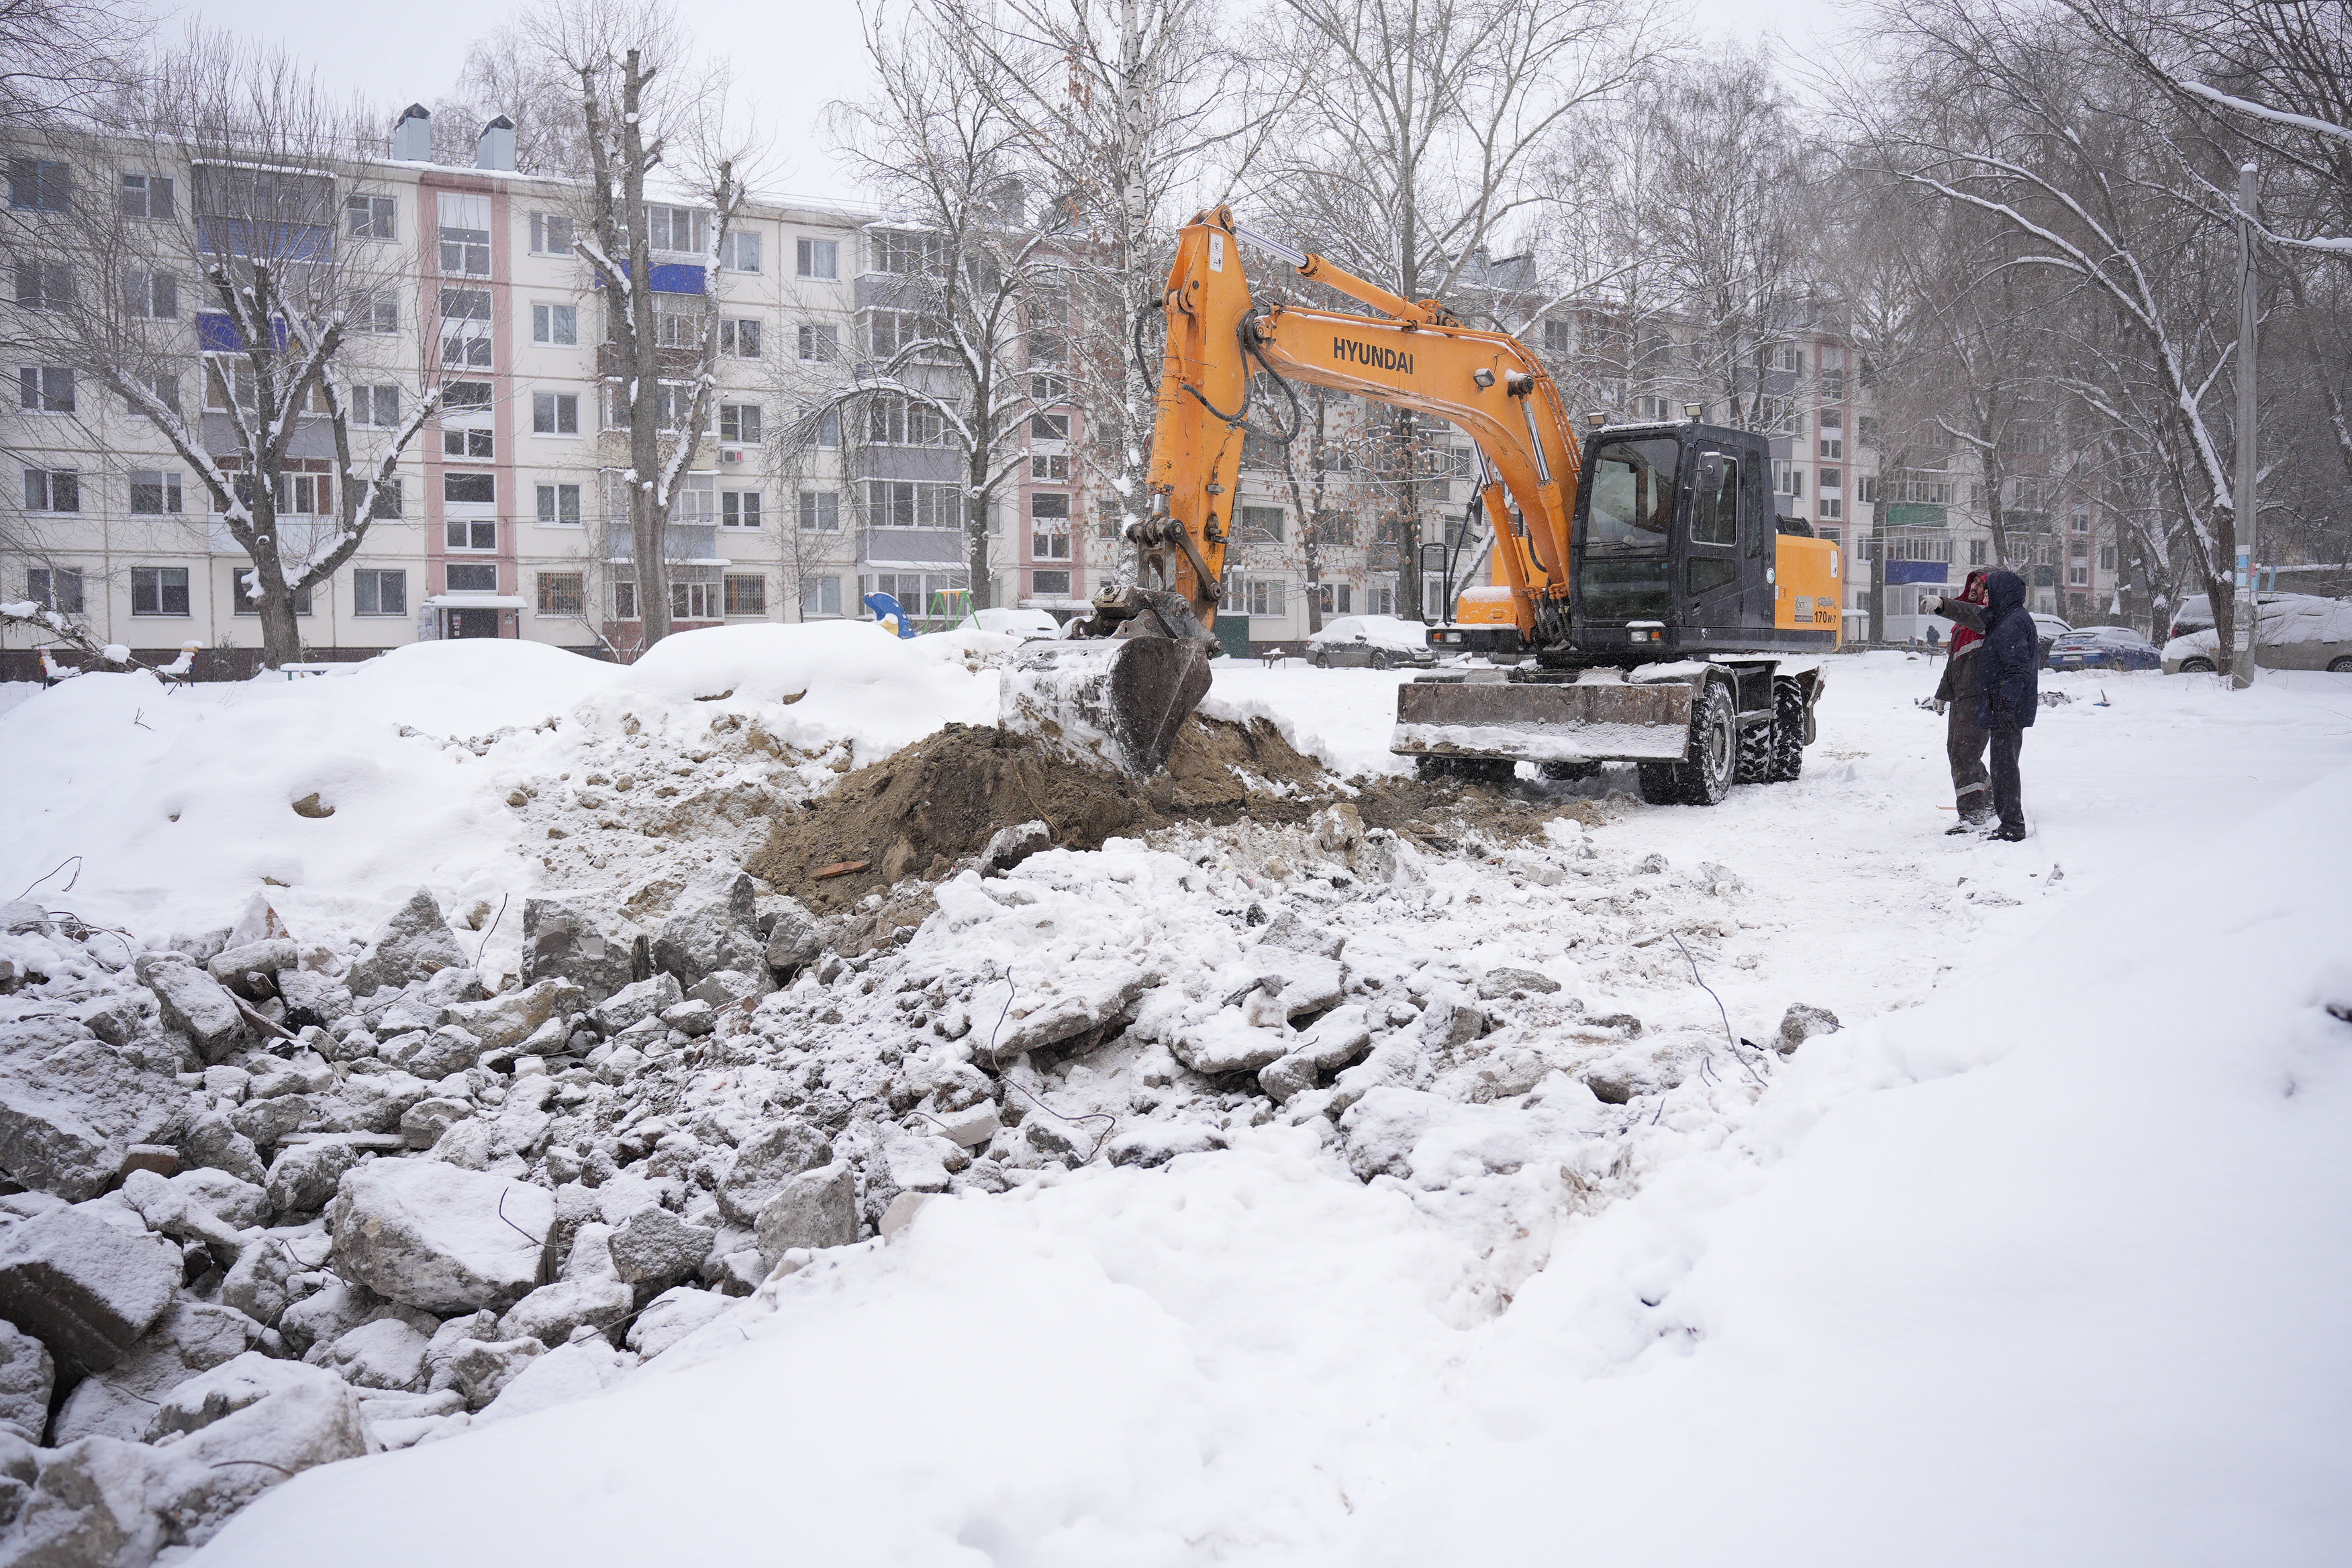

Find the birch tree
[[7, 35, 440, 667]]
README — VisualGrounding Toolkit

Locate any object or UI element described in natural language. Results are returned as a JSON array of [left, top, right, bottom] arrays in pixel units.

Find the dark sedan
[[2047, 626, 2161, 671]]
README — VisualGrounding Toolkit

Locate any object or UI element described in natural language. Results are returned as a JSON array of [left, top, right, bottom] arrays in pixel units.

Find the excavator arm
[[1127, 207, 1582, 649]]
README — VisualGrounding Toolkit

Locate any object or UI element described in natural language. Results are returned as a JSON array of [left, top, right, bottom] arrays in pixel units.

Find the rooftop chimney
[[476, 115, 516, 172], [391, 104, 432, 162]]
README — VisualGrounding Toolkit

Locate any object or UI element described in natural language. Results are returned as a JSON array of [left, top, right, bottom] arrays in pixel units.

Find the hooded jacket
[[1932, 569, 1992, 703], [1975, 568, 2039, 729]]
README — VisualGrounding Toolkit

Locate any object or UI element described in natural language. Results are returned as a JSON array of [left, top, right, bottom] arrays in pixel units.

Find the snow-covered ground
[[4, 641, 2349, 1565]]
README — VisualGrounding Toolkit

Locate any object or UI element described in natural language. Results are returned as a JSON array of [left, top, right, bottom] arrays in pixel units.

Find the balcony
[[603, 523, 720, 563], [861, 526, 963, 569]]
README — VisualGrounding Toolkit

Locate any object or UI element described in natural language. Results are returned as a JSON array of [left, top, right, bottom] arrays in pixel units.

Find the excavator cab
[[1564, 422, 1820, 662]]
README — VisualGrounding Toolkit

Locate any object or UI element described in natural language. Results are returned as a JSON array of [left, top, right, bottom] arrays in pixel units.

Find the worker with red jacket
[[1928, 569, 1993, 832]]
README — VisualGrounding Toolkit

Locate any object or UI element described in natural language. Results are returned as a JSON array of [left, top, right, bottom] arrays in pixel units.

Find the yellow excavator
[[1003, 206, 1844, 805]]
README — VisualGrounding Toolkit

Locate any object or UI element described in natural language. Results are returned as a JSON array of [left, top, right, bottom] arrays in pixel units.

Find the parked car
[[2047, 626, 2161, 671], [2164, 599, 2352, 674], [2028, 613, 2073, 660], [1306, 615, 1436, 669], [2166, 591, 2328, 642], [959, 607, 1061, 638]]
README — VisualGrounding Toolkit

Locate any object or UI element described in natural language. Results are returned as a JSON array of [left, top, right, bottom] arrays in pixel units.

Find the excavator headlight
[[1682, 403, 1704, 422]]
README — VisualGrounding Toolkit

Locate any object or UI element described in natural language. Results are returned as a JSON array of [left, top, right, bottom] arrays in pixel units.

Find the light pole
[[2234, 162, 2260, 689]]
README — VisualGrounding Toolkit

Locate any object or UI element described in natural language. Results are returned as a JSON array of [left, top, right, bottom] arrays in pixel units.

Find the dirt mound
[[750, 713, 1337, 910]]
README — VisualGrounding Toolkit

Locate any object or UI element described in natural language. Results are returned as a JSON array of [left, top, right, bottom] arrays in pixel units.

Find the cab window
[[1691, 450, 1737, 546], [1583, 437, 1679, 552]]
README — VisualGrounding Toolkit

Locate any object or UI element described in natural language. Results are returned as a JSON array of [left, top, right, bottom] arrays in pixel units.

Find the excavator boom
[[1002, 206, 1840, 801]]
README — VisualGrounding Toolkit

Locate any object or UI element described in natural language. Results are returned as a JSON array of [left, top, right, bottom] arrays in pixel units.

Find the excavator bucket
[[1001, 635, 1214, 777]]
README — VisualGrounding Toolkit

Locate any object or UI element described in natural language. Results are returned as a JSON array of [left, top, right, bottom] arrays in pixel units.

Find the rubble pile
[[0, 707, 1840, 1562]]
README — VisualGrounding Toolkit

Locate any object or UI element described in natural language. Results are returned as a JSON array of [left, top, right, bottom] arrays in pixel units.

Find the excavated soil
[[752, 713, 1337, 910]]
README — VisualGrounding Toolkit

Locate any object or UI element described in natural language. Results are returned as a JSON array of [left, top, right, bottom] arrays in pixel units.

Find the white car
[[1306, 615, 1436, 669], [2164, 599, 2352, 674], [958, 607, 1062, 638]]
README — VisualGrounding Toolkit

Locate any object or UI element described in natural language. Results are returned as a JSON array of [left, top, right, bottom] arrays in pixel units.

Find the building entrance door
[[446, 608, 501, 639]]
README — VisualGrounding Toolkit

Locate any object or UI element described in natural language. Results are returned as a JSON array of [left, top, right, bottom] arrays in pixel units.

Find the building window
[[438, 193, 491, 275], [720, 318, 762, 358], [369, 479, 405, 519], [867, 230, 944, 275], [1245, 579, 1286, 617], [445, 520, 497, 551], [722, 230, 761, 272], [867, 393, 947, 447], [801, 575, 843, 617], [532, 392, 579, 435], [1240, 505, 1285, 542], [532, 303, 577, 345], [1771, 461, 1803, 499], [1818, 469, 1843, 491], [867, 479, 957, 529], [536, 572, 583, 617], [673, 473, 718, 524], [1818, 438, 1843, 460], [1031, 453, 1069, 481], [672, 579, 720, 620], [446, 562, 497, 593], [646, 205, 707, 253], [22, 468, 79, 512], [529, 212, 573, 254], [868, 309, 943, 358], [721, 490, 761, 528], [2069, 511, 2091, 534], [1769, 343, 1802, 373], [796, 237, 839, 279], [348, 385, 398, 427], [797, 489, 840, 532], [724, 575, 766, 616], [796, 324, 837, 362], [444, 472, 495, 506], [121, 173, 174, 219], [1031, 413, 1070, 442], [2067, 564, 2089, 587], [359, 289, 399, 334], [1969, 539, 1989, 566], [1367, 583, 1395, 616], [26, 567, 85, 614], [536, 483, 581, 526], [128, 470, 182, 514], [1542, 319, 1572, 353], [131, 567, 190, 616], [1032, 570, 1071, 596], [8, 158, 69, 211], [346, 193, 397, 240], [16, 365, 75, 413], [440, 286, 493, 367], [1820, 498, 1843, 520], [354, 569, 407, 616], [11, 260, 71, 310], [614, 580, 638, 620], [444, 425, 493, 459], [232, 568, 312, 615], [717, 403, 762, 445], [814, 407, 840, 448], [2099, 544, 2117, 571]]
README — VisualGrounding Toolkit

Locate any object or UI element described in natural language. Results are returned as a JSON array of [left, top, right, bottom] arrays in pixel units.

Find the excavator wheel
[[1734, 713, 1773, 785], [1766, 677, 1806, 783], [1636, 679, 1737, 806]]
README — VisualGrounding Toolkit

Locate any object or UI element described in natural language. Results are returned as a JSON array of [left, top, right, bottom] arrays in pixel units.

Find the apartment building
[[3, 108, 1065, 675]]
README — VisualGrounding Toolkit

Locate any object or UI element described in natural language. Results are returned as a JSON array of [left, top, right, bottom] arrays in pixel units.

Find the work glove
[[1930, 698, 1947, 716]]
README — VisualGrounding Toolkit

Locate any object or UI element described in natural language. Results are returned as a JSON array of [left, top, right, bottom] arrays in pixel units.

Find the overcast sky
[[173, 0, 1852, 205]]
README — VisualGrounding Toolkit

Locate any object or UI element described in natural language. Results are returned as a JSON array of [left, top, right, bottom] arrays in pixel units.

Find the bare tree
[[0, 0, 148, 128], [806, 8, 1062, 611], [433, 25, 594, 177], [1263, 0, 1665, 618], [521, 0, 750, 650], [929, 0, 1283, 578], [6, 33, 442, 667]]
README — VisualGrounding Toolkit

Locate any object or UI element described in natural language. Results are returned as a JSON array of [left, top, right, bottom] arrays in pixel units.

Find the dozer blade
[[1002, 635, 1214, 777], [1392, 677, 1696, 764]]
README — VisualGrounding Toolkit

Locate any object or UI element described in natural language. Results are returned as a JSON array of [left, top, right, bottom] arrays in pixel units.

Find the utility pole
[[2234, 162, 2260, 689]]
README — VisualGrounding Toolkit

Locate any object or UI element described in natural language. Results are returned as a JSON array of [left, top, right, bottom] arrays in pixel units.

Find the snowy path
[[190, 652, 2352, 1566]]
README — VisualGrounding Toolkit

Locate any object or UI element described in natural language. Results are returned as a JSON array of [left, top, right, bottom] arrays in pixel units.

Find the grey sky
[[172, 0, 1850, 205]]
